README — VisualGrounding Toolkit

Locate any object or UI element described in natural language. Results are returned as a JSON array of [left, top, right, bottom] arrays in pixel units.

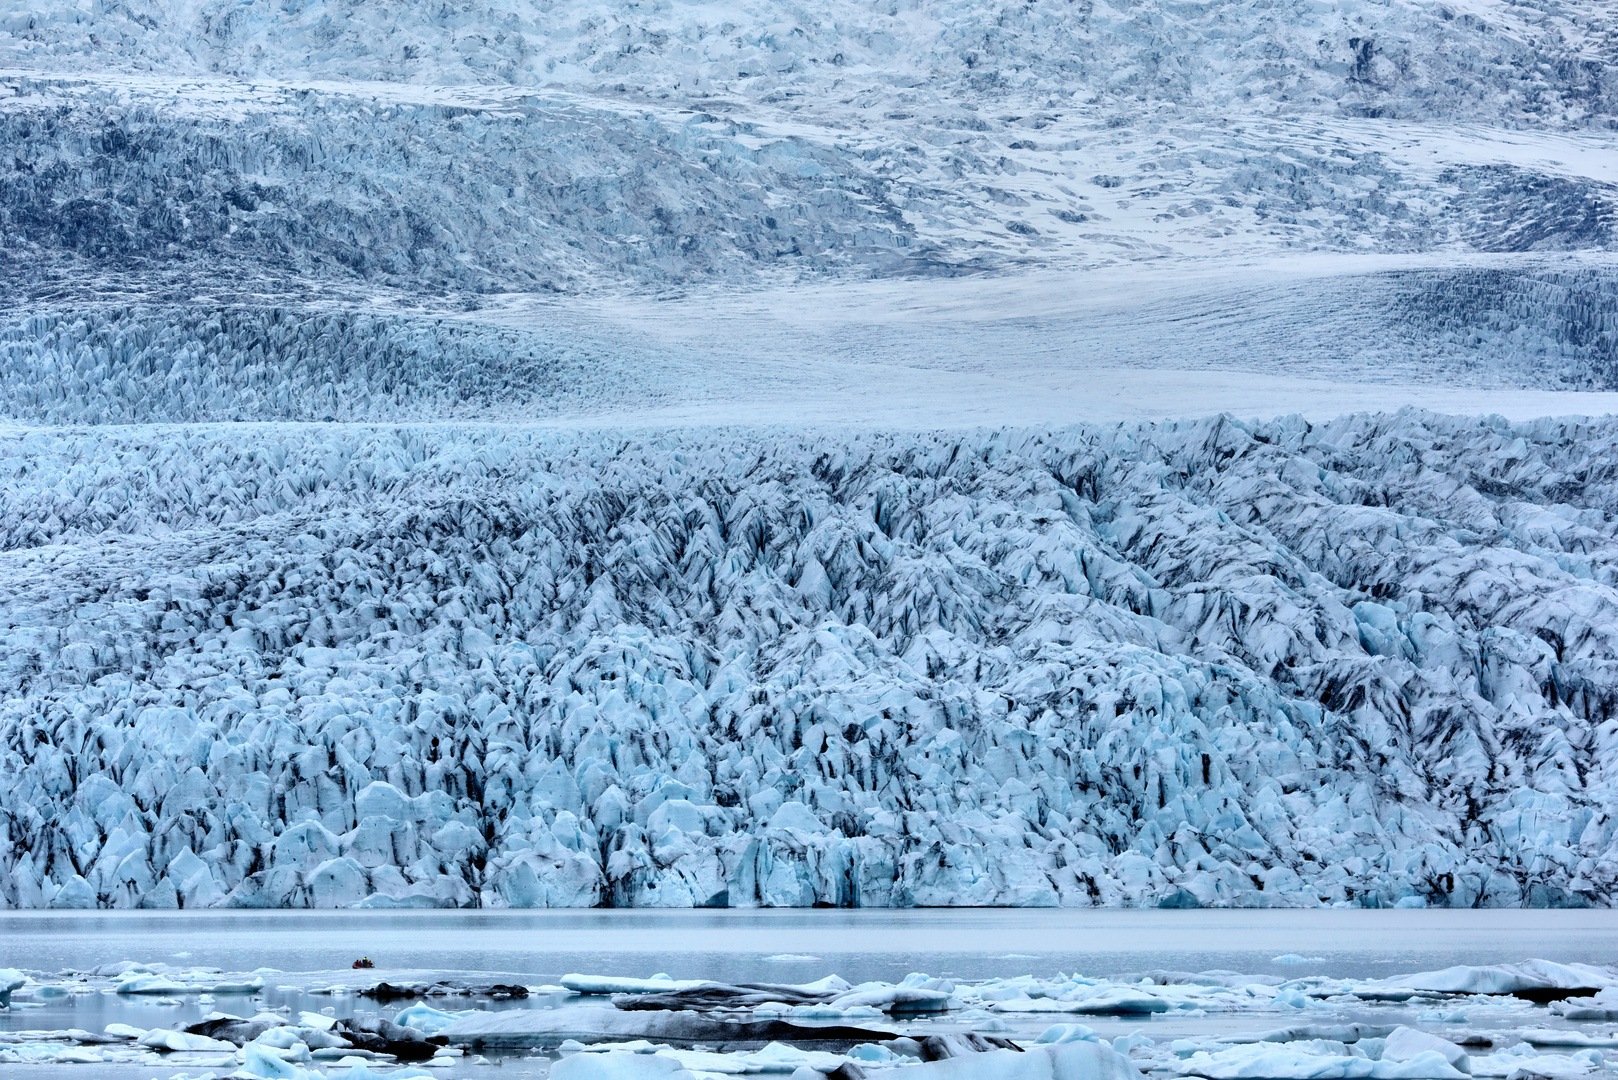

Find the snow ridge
[[2, 415, 1615, 910]]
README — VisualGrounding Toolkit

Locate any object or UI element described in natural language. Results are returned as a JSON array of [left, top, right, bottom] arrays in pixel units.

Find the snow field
[[2, 414, 1617, 909], [3, 257, 1618, 438]]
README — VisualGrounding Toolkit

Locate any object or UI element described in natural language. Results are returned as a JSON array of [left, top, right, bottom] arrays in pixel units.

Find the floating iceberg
[[1366, 963, 1617, 1000], [1176, 1045, 1470, 1080], [0, 969, 24, 1007], [437, 1004, 896, 1050]]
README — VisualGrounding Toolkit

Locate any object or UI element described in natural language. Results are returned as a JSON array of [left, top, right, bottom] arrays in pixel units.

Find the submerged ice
[[1, 414, 1616, 909]]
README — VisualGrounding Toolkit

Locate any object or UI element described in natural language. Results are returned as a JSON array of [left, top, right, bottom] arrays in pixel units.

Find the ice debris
[[439, 1004, 897, 1050], [1175, 1045, 1470, 1080], [1365, 963, 1617, 1001]]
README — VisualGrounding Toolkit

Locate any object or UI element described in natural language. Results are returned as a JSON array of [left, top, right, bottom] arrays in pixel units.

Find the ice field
[[3, 0, 1618, 915]]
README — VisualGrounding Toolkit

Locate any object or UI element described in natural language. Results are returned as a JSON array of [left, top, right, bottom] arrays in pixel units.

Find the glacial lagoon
[[5, 909, 1618, 1079]]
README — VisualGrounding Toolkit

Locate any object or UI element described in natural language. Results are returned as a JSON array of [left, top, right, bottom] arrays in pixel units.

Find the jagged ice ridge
[[2, 415, 1616, 910]]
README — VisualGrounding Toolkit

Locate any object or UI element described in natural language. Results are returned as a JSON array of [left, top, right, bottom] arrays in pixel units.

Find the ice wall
[[1, 415, 1614, 909]]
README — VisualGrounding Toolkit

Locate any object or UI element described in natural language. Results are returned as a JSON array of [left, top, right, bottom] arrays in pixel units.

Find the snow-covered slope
[[7, 0, 1617, 127], [3, 0, 1617, 298], [3, 416, 1617, 910]]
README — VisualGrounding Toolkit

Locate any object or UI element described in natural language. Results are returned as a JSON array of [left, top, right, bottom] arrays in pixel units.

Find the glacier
[[2, 415, 1617, 910], [1, 0, 1617, 910]]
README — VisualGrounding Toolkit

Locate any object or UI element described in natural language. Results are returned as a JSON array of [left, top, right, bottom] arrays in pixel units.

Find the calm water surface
[[4, 908, 1617, 982]]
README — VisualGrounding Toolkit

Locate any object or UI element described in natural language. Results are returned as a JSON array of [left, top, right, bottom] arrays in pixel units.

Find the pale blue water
[[5, 908, 1617, 983]]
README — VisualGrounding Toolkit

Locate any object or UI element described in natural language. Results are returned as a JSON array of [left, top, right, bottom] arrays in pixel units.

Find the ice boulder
[[227, 867, 305, 908], [274, 819, 342, 871], [394, 1002, 476, 1036], [242, 1041, 317, 1079], [307, 857, 370, 908], [1382, 1029, 1470, 1072], [355, 782, 412, 823], [166, 848, 227, 909], [648, 800, 709, 838], [768, 802, 828, 834], [0, 969, 24, 1007], [49, 875, 97, 909]]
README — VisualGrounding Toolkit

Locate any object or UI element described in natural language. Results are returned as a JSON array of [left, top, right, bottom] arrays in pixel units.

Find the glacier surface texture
[[1, 0, 1617, 908], [3, 417, 1618, 910]]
